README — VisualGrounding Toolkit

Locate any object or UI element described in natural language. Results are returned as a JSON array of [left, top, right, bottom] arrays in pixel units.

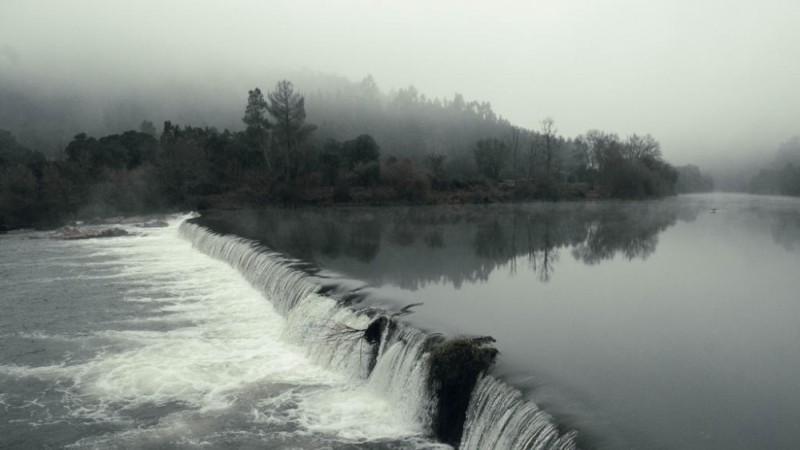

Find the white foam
[[3, 215, 430, 445], [178, 220, 455, 445], [367, 325, 435, 429], [461, 375, 577, 450], [293, 386, 424, 440], [282, 293, 374, 380]]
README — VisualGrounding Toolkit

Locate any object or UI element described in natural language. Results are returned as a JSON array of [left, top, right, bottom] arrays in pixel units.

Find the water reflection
[[198, 200, 701, 288], [770, 209, 800, 251], [195, 195, 800, 450]]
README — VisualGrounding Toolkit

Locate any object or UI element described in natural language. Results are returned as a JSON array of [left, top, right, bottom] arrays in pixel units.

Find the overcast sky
[[1, 0, 798, 164]]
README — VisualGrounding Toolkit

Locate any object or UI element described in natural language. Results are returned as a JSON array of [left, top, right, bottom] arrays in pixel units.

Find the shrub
[[384, 159, 430, 201], [349, 161, 381, 187], [333, 179, 352, 203]]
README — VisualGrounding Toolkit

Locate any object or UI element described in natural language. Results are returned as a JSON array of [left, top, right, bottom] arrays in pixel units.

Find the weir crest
[[179, 220, 577, 449]]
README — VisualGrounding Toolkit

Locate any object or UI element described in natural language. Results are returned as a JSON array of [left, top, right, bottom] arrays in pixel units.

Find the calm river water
[[198, 193, 800, 450]]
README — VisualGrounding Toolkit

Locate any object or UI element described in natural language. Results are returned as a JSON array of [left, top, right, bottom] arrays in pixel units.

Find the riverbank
[[198, 179, 607, 210], [0, 180, 646, 234], [2, 171, 680, 234]]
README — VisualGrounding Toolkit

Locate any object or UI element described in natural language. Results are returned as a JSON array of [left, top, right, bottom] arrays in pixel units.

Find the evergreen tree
[[266, 80, 315, 181], [243, 88, 270, 150]]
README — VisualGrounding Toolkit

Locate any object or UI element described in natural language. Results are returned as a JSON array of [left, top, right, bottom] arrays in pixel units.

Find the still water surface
[[199, 193, 800, 450]]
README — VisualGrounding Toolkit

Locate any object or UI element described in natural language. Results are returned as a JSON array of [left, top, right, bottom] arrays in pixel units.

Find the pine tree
[[243, 88, 269, 148], [266, 81, 315, 181]]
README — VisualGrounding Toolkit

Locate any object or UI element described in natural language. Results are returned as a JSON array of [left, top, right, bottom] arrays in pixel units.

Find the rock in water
[[50, 226, 129, 240], [139, 220, 169, 228], [428, 336, 499, 447]]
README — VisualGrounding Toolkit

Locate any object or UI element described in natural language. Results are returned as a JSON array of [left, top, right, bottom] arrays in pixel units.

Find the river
[[2, 193, 799, 449]]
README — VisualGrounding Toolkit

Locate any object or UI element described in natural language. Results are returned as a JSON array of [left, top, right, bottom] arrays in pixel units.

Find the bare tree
[[474, 138, 509, 181], [541, 117, 557, 177], [527, 138, 538, 181], [624, 134, 661, 162]]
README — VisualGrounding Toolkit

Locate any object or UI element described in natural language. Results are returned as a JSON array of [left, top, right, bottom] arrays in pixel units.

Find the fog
[[1, 0, 798, 166]]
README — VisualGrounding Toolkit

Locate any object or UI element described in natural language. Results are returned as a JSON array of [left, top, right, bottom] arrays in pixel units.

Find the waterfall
[[179, 222, 315, 315], [179, 220, 577, 449], [179, 221, 434, 421], [461, 376, 578, 450], [367, 325, 438, 429]]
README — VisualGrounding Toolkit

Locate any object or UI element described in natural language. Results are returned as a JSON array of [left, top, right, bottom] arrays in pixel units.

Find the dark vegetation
[[675, 164, 714, 193], [2, 75, 680, 232]]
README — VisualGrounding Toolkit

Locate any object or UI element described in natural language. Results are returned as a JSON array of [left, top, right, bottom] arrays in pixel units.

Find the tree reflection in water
[[770, 209, 800, 251], [196, 201, 701, 288]]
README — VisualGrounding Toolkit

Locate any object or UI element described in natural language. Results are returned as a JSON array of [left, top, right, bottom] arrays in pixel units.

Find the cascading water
[[179, 223, 316, 315], [179, 220, 577, 449], [367, 325, 437, 429], [461, 376, 577, 450], [1, 216, 433, 449], [179, 221, 435, 425]]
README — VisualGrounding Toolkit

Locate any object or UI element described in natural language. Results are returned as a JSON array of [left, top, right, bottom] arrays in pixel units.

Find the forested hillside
[[1, 72, 679, 231]]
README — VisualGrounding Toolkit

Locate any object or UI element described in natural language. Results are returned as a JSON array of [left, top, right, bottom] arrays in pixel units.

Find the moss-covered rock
[[428, 336, 498, 447]]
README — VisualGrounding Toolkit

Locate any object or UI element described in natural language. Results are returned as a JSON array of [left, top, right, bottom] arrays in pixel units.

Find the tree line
[[749, 136, 800, 196], [1, 79, 681, 232], [673, 164, 714, 193]]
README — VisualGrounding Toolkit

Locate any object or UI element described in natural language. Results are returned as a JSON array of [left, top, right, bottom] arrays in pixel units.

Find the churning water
[[0, 217, 448, 449]]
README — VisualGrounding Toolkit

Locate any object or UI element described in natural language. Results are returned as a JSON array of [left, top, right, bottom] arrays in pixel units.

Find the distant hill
[[0, 69, 514, 169], [1, 69, 681, 231]]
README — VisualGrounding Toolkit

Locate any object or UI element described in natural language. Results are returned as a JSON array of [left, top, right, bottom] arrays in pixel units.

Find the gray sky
[[1, 0, 798, 164]]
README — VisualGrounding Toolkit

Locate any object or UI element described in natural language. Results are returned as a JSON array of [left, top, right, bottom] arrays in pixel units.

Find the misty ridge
[[2, 68, 718, 231], [2, 0, 799, 236], [1, 60, 799, 234]]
